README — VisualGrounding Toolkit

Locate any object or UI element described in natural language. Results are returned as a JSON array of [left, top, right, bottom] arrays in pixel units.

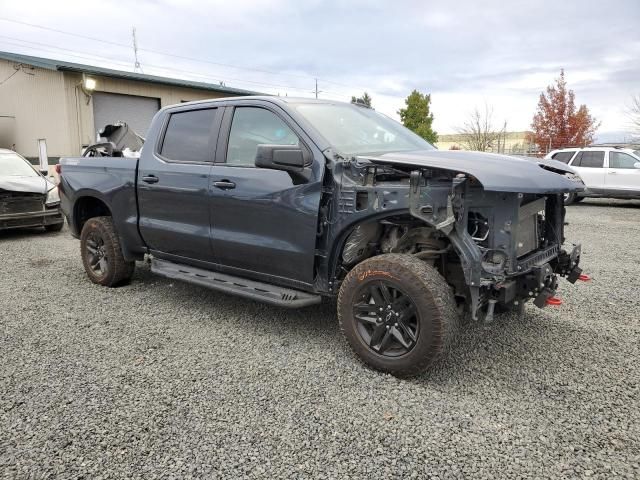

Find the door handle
[[609, 171, 617, 174], [142, 175, 159, 184], [213, 180, 236, 190]]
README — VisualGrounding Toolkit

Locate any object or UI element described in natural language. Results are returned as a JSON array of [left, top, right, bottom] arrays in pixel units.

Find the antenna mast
[[132, 27, 143, 73]]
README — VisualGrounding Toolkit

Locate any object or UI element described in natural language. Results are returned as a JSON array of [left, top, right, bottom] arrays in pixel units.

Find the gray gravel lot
[[1, 199, 639, 479]]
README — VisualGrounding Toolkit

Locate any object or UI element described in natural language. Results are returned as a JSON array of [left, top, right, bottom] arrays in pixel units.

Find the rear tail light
[[55, 164, 61, 174], [578, 274, 591, 282], [546, 297, 562, 306]]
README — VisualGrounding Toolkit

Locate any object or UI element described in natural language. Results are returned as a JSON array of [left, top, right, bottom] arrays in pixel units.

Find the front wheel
[[80, 216, 135, 287], [337, 254, 458, 377]]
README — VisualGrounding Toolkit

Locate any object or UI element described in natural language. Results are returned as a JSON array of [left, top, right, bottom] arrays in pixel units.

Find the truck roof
[[172, 95, 353, 108]]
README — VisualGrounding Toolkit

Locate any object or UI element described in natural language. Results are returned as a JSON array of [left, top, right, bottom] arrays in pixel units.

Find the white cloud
[[0, 0, 638, 135]]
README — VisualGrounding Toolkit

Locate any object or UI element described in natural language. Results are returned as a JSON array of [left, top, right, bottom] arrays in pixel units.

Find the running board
[[151, 258, 321, 308]]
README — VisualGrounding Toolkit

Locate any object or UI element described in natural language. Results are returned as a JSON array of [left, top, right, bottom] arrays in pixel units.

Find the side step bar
[[151, 258, 322, 308]]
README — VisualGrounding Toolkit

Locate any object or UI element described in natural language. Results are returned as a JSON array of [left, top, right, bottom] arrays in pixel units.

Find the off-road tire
[[44, 222, 64, 232], [80, 216, 135, 287], [338, 254, 458, 377]]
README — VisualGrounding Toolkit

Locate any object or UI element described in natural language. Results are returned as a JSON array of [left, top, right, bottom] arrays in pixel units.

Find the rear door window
[[160, 108, 218, 162], [572, 151, 604, 168], [609, 152, 638, 169], [551, 151, 575, 163]]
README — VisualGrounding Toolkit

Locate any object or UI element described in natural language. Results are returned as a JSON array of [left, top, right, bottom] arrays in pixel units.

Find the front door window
[[226, 107, 299, 166]]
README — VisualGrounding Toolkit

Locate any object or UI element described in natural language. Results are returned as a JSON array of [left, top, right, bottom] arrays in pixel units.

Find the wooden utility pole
[[313, 78, 322, 99]]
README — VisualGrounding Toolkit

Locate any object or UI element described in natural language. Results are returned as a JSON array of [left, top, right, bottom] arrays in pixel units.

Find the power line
[[0, 36, 143, 71], [0, 16, 366, 91], [0, 67, 19, 85], [0, 36, 348, 98]]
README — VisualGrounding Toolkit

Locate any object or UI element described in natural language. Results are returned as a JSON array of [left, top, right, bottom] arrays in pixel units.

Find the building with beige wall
[[0, 51, 257, 161]]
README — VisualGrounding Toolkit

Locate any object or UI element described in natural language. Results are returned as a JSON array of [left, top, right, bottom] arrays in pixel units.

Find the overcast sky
[[1, 0, 639, 138]]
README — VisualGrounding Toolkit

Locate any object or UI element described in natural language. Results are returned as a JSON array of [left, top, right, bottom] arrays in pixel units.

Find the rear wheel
[[80, 216, 134, 287], [337, 254, 457, 377]]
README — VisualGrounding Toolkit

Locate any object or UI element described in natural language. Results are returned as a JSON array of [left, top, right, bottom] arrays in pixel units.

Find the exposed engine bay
[[327, 154, 583, 322]]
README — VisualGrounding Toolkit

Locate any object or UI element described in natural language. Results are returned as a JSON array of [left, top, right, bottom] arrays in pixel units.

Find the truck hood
[[357, 150, 581, 194], [0, 175, 51, 194]]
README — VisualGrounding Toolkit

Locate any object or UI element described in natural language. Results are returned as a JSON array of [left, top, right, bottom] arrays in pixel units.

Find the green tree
[[351, 92, 372, 107], [398, 90, 438, 143]]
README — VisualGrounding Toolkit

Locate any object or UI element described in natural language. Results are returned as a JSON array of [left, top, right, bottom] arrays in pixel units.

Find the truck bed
[[58, 156, 142, 257]]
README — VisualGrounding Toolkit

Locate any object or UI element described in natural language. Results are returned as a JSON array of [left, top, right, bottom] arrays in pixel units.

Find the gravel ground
[[1, 198, 639, 479]]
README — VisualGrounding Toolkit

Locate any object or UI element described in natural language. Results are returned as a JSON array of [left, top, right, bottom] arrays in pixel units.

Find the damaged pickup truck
[[58, 97, 583, 377]]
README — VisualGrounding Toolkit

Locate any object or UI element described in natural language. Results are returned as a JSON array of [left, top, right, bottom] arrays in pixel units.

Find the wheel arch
[[72, 195, 112, 236], [327, 211, 460, 287], [327, 212, 405, 284]]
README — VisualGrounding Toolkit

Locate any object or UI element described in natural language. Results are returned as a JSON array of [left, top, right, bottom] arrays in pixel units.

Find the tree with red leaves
[[531, 70, 599, 152]]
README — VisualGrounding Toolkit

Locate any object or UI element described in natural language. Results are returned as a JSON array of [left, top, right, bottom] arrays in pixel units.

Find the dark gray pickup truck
[[59, 97, 583, 376]]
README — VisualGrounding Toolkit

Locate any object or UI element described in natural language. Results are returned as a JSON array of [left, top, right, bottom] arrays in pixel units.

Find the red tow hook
[[546, 297, 563, 306], [578, 274, 591, 282]]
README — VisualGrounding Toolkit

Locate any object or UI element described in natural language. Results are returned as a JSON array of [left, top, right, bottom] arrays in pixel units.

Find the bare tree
[[455, 105, 503, 152], [629, 95, 640, 135]]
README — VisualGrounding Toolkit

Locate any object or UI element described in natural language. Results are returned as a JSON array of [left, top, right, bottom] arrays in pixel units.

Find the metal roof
[[0, 50, 261, 96]]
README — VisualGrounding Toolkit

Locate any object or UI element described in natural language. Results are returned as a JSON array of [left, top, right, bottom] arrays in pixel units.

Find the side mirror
[[40, 169, 49, 176], [255, 144, 311, 183]]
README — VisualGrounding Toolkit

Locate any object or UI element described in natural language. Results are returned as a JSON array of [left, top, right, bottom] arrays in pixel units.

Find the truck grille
[[0, 192, 45, 215], [517, 244, 559, 271]]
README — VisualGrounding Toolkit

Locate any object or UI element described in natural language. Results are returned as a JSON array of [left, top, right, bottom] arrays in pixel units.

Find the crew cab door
[[208, 103, 323, 287], [569, 150, 606, 193], [606, 151, 640, 193], [137, 106, 221, 262]]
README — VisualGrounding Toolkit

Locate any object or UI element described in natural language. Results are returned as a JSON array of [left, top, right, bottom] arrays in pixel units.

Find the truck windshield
[[0, 152, 39, 177], [294, 103, 436, 156]]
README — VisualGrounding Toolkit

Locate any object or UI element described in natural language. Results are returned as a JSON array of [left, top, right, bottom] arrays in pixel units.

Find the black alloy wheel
[[338, 254, 458, 377], [85, 231, 108, 278], [80, 216, 135, 287], [352, 281, 419, 357]]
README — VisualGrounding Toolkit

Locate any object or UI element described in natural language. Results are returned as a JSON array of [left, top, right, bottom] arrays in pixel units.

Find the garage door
[[92, 92, 160, 138]]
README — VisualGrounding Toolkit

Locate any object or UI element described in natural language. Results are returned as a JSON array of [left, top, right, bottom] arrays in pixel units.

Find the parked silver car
[[0, 149, 64, 231], [545, 147, 640, 204]]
